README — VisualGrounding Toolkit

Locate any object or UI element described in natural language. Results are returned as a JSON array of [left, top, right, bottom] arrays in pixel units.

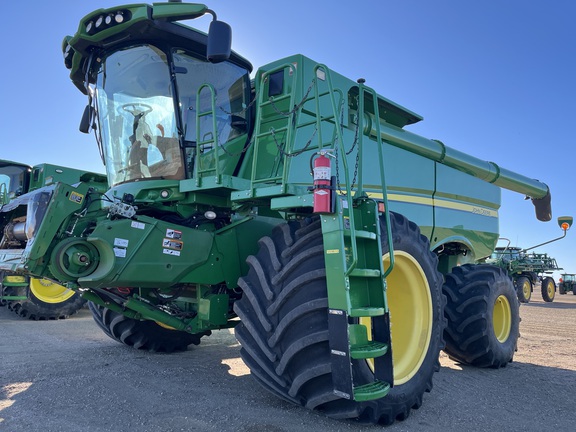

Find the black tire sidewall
[[354, 213, 444, 413], [487, 273, 520, 362], [541, 277, 555, 302], [515, 275, 531, 303]]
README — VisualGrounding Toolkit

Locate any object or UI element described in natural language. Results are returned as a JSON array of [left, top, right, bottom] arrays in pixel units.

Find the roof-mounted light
[[83, 10, 131, 36]]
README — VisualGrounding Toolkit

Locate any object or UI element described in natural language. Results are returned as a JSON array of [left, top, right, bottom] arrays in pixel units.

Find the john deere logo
[[69, 191, 84, 205]]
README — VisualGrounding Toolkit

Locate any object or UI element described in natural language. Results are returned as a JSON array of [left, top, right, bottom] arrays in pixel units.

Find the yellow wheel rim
[[155, 321, 177, 330], [361, 251, 433, 386], [29, 278, 75, 304], [546, 281, 555, 299], [522, 280, 531, 300], [493, 294, 511, 343]]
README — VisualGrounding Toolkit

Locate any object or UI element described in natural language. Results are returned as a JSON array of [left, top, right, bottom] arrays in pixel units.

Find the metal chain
[[218, 89, 260, 116], [198, 88, 260, 157], [270, 127, 318, 157], [335, 100, 361, 195], [216, 133, 256, 157], [269, 78, 316, 117]]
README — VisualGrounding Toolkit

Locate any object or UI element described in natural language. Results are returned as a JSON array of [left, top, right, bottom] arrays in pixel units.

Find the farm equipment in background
[[0, 160, 107, 319], [559, 274, 576, 295], [0, 1, 557, 425], [486, 216, 572, 303]]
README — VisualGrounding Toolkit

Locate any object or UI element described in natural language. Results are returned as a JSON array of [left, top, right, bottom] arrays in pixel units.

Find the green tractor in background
[[486, 216, 572, 303], [0, 160, 107, 319], [559, 273, 576, 295], [0, 1, 560, 425]]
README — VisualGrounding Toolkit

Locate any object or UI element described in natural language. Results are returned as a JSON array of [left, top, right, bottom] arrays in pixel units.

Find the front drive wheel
[[515, 275, 532, 303], [443, 264, 520, 368], [88, 302, 207, 353], [540, 277, 556, 302], [233, 213, 445, 425]]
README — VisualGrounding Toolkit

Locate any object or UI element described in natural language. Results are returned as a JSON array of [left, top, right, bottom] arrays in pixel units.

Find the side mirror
[[558, 216, 573, 231], [79, 105, 92, 134], [207, 20, 231, 63]]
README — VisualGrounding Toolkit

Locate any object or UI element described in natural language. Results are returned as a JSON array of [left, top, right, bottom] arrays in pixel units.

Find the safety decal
[[131, 221, 145, 230], [163, 249, 181, 257], [114, 238, 129, 248], [69, 191, 84, 205], [113, 248, 127, 258], [162, 238, 183, 251], [166, 228, 182, 239]]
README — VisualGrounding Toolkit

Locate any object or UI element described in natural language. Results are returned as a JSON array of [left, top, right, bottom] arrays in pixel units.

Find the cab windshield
[[94, 44, 250, 187], [0, 164, 29, 204]]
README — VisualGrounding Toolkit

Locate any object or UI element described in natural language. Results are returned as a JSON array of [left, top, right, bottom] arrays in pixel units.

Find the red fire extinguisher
[[312, 152, 334, 214]]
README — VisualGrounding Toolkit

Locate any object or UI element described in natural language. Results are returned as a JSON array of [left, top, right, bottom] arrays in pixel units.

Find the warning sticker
[[162, 238, 183, 251], [163, 248, 181, 257], [114, 238, 129, 248], [131, 221, 145, 230], [166, 229, 182, 240], [113, 248, 127, 258], [69, 191, 84, 205]]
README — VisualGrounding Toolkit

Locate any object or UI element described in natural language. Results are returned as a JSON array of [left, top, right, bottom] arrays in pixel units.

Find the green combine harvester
[[0, 160, 107, 319], [0, 1, 557, 425]]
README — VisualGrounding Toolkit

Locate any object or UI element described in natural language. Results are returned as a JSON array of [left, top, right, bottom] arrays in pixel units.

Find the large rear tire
[[233, 213, 445, 425], [4, 277, 86, 320], [443, 264, 519, 368], [87, 301, 206, 353], [515, 275, 532, 303], [540, 277, 556, 302]]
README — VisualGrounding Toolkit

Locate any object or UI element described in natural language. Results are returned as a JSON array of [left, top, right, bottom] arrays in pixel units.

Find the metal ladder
[[249, 62, 396, 401], [315, 70, 395, 401]]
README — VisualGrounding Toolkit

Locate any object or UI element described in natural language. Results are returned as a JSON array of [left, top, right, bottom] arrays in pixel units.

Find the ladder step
[[350, 341, 389, 360], [349, 307, 385, 317], [349, 268, 380, 278], [353, 380, 391, 402], [344, 229, 377, 240]]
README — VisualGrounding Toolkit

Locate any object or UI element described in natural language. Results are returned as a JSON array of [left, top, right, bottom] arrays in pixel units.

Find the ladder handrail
[[195, 83, 221, 187], [357, 81, 395, 277], [313, 64, 360, 276], [250, 63, 299, 186]]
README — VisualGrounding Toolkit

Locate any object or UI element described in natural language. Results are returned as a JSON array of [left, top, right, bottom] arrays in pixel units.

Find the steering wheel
[[120, 103, 153, 117]]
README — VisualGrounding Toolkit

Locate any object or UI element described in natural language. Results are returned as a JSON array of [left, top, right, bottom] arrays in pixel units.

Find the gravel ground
[[1, 293, 575, 431]]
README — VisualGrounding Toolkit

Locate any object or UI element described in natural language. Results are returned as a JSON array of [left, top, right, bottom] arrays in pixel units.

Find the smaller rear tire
[[443, 264, 520, 368], [540, 277, 556, 302], [515, 276, 532, 303]]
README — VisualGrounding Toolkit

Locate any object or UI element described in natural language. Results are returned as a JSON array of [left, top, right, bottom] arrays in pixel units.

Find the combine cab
[[0, 1, 560, 424]]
